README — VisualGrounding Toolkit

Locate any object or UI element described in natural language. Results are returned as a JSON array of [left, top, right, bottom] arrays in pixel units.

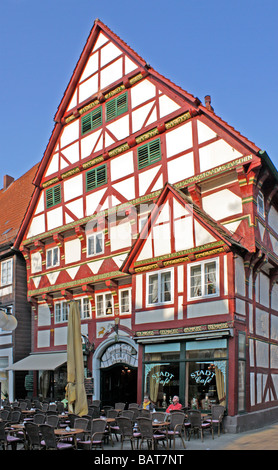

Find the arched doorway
[[101, 364, 137, 406], [93, 337, 138, 406]]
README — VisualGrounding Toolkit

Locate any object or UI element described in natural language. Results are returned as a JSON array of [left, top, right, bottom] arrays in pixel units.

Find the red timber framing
[[11, 19, 278, 426]]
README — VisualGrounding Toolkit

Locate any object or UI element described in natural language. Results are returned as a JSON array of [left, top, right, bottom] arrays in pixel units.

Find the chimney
[[205, 95, 214, 112], [3, 175, 14, 190]]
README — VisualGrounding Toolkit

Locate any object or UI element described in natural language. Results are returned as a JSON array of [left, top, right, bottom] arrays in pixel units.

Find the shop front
[[142, 337, 228, 411]]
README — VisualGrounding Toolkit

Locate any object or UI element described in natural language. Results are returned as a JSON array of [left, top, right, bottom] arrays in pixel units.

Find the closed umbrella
[[65, 301, 88, 416]]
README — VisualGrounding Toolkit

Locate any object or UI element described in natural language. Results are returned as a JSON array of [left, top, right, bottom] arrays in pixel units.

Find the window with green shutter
[[105, 92, 128, 122], [86, 165, 107, 191], [81, 106, 102, 135], [137, 138, 161, 170], [46, 184, 62, 208]]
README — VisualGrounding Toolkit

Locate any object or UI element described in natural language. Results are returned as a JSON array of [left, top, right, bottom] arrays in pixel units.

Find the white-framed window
[[1, 259, 13, 286], [119, 288, 132, 315], [257, 191, 265, 218], [46, 246, 60, 269], [188, 258, 219, 300], [95, 292, 113, 317], [87, 232, 104, 257], [76, 297, 91, 320], [54, 301, 69, 323], [146, 268, 173, 306]]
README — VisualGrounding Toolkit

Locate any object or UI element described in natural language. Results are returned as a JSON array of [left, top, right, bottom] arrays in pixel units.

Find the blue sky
[[1, 0, 278, 185]]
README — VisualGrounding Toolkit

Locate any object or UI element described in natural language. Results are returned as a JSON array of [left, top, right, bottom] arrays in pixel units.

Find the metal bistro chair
[[77, 418, 107, 450], [128, 403, 139, 409], [151, 412, 166, 422], [115, 402, 126, 411], [188, 410, 212, 442], [33, 413, 46, 425], [116, 416, 141, 450], [40, 424, 74, 450], [25, 422, 45, 450], [0, 421, 23, 451], [204, 405, 225, 437], [45, 414, 59, 428], [166, 411, 187, 449], [137, 417, 167, 450]]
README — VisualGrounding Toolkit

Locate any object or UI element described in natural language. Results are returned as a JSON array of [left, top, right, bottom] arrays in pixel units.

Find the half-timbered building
[[11, 19, 278, 430]]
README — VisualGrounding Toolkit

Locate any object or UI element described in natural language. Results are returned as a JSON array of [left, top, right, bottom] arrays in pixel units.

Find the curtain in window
[[214, 351, 226, 407], [161, 272, 171, 301], [190, 265, 202, 297], [205, 262, 216, 295], [149, 274, 158, 304]]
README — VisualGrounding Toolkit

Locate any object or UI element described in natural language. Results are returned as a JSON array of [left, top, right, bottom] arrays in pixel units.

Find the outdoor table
[[103, 417, 116, 446], [54, 428, 85, 449]]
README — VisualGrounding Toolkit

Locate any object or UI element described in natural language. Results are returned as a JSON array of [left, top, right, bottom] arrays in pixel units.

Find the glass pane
[[53, 247, 59, 266], [55, 303, 61, 323], [238, 360, 245, 411], [238, 333, 246, 359], [105, 294, 113, 315], [186, 359, 226, 409], [204, 262, 216, 295], [148, 274, 158, 304], [46, 250, 52, 268], [161, 272, 171, 302], [83, 298, 90, 318], [190, 265, 202, 297], [96, 296, 103, 316], [88, 236, 95, 255], [121, 290, 130, 313], [144, 362, 180, 408], [95, 233, 103, 253]]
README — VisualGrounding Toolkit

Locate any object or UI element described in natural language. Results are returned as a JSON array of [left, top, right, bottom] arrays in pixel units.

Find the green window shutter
[[137, 138, 161, 169], [46, 184, 62, 208], [81, 107, 102, 135], [105, 92, 128, 122], [86, 165, 107, 191]]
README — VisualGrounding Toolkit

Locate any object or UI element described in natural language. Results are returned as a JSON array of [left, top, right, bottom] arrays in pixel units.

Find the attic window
[[137, 138, 161, 170], [81, 107, 102, 135], [86, 164, 107, 192], [46, 185, 62, 209], [105, 92, 128, 122]]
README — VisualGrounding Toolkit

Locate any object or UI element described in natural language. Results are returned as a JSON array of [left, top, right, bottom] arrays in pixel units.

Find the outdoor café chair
[[115, 402, 125, 411], [25, 422, 45, 450], [151, 412, 166, 422], [128, 403, 139, 409], [33, 413, 46, 425], [166, 411, 187, 449], [137, 417, 167, 450], [116, 416, 141, 450], [0, 421, 23, 451], [77, 418, 107, 450], [45, 414, 59, 428], [204, 405, 225, 437], [40, 424, 74, 450], [120, 410, 135, 420], [187, 410, 212, 441]]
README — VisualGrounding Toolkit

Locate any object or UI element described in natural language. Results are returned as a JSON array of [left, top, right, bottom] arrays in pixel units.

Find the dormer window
[[257, 191, 265, 218]]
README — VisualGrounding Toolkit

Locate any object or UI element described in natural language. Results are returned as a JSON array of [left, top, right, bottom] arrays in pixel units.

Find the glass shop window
[[185, 340, 227, 410], [144, 343, 180, 408]]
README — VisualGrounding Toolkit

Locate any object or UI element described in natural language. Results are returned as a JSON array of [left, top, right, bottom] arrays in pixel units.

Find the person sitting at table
[[141, 395, 155, 411], [166, 395, 183, 413]]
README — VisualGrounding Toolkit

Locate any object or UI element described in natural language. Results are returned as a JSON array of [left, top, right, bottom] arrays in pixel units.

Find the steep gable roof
[[121, 182, 245, 274], [0, 163, 39, 250]]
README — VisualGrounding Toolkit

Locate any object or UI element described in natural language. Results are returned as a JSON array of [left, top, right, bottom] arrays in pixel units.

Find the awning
[[6, 352, 67, 371]]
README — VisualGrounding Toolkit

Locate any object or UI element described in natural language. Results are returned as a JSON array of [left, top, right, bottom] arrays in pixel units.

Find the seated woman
[[141, 395, 155, 411]]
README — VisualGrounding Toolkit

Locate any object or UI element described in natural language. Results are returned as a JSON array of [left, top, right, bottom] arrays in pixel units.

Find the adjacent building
[[10, 19, 278, 430]]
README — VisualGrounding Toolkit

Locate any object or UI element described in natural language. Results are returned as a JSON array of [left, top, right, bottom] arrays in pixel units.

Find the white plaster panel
[[194, 220, 216, 246], [199, 139, 242, 172], [197, 120, 217, 144], [64, 239, 81, 264], [66, 90, 77, 112], [60, 121, 79, 149], [93, 32, 109, 51], [250, 372, 255, 406], [110, 151, 134, 181], [38, 303, 51, 327], [64, 174, 83, 202], [46, 271, 60, 286], [187, 299, 229, 318], [101, 42, 122, 67], [61, 142, 79, 165], [79, 74, 98, 103], [106, 115, 129, 141], [139, 166, 161, 196], [224, 255, 228, 296], [47, 207, 63, 230], [234, 256, 246, 297], [268, 206, 278, 234], [174, 217, 193, 252], [35, 193, 44, 215], [80, 53, 98, 81], [156, 200, 170, 224], [271, 314, 278, 341], [256, 308, 269, 338], [135, 307, 174, 324], [86, 188, 107, 216], [153, 224, 171, 256], [166, 122, 192, 158], [167, 152, 194, 184], [178, 296, 183, 320], [159, 95, 180, 118], [0, 335, 12, 345], [137, 235, 153, 261], [65, 198, 84, 220], [110, 221, 132, 252], [100, 58, 123, 90], [131, 79, 156, 109], [271, 344, 278, 368], [0, 286, 12, 297], [135, 275, 143, 309], [112, 177, 135, 201], [81, 129, 102, 159], [45, 153, 59, 177], [256, 340, 269, 368], [27, 214, 45, 238], [125, 56, 137, 74], [202, 189, 242, 221], [178, 265, 184, 293], [54, 327, 67, 346], [37, 330, 50, 348], [259, 273, 270, 308], [235, 298, 246, 316], [31, 252, 42, 274], [270, 233, 278, 255], [132, 101, 155, 133], [271, 284, 278, 311], [249, 339, 254, 367]]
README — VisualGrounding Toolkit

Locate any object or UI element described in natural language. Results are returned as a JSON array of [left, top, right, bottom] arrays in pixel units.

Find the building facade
[[11, 20, 278, 429]]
